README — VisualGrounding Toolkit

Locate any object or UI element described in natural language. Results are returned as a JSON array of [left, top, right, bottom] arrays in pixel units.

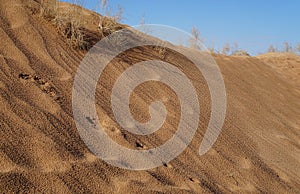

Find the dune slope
[[0, 1, 299, 193]]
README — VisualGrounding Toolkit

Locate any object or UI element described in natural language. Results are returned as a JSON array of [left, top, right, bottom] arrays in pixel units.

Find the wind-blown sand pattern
[[0, 0, 299, 193]]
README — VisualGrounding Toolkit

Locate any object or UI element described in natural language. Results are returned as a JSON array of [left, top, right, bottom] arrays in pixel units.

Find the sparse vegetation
[[98, 0, 124, 36], [231, 50, 250, 56], [37, 0, 124, 50], [283, 42, 293, 53], [222, 43, 231, 55], [56, 1, 88, 50], [208, 40, 215, 53], [297, 43, 300, 53], [189, 26, 202, 50], [266, 42, 300, 55], [99, 0, 123, 22], [268, 44, 277, 52], [37, 1, 298, 56], [38, 0, 88, 49], [231, 43, 239, 54]]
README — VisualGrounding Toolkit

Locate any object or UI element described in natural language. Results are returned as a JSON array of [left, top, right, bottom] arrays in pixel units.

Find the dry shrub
[[99, 16, 124, 37], [54, 5, 88, 50], [98, 0, 124, 37], [40, 1, 89, 50], [39, 0, 124, 50]]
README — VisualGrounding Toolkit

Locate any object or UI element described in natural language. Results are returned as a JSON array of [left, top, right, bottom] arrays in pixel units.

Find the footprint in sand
[[135, 141, 149, 150], [86, 116, 97, 128], [273, 167, 291, 183], [18, 73, 32, 80], [162, 162, 172, 168], [189, 177, 200, 184], [19, 73, 63, 103]]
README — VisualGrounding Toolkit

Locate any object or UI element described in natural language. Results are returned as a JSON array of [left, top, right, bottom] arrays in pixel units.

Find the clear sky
[[62, 0, 300, 55]]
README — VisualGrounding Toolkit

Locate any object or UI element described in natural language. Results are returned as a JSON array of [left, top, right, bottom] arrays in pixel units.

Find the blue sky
[[62, 0, 299, 55]]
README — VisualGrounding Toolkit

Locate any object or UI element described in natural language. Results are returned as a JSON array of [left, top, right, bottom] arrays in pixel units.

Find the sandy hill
[[0, 0, 299, 193], [257, 52, 300, 86]]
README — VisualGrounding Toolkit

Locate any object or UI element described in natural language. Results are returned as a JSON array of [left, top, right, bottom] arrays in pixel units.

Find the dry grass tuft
[[37, 0, 124, 50], [98, 16, 124, 37], [53, 4, 88, 50]]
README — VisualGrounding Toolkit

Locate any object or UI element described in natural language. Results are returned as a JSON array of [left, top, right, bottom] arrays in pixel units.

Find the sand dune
[[0, 0, 299, 193]]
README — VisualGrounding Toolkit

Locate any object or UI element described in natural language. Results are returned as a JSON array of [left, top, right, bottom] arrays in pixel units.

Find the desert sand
[[0, 0, 299, 193]]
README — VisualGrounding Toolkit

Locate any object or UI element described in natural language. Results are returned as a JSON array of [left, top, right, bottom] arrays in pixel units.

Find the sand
[[0, 0, 299, 193]]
